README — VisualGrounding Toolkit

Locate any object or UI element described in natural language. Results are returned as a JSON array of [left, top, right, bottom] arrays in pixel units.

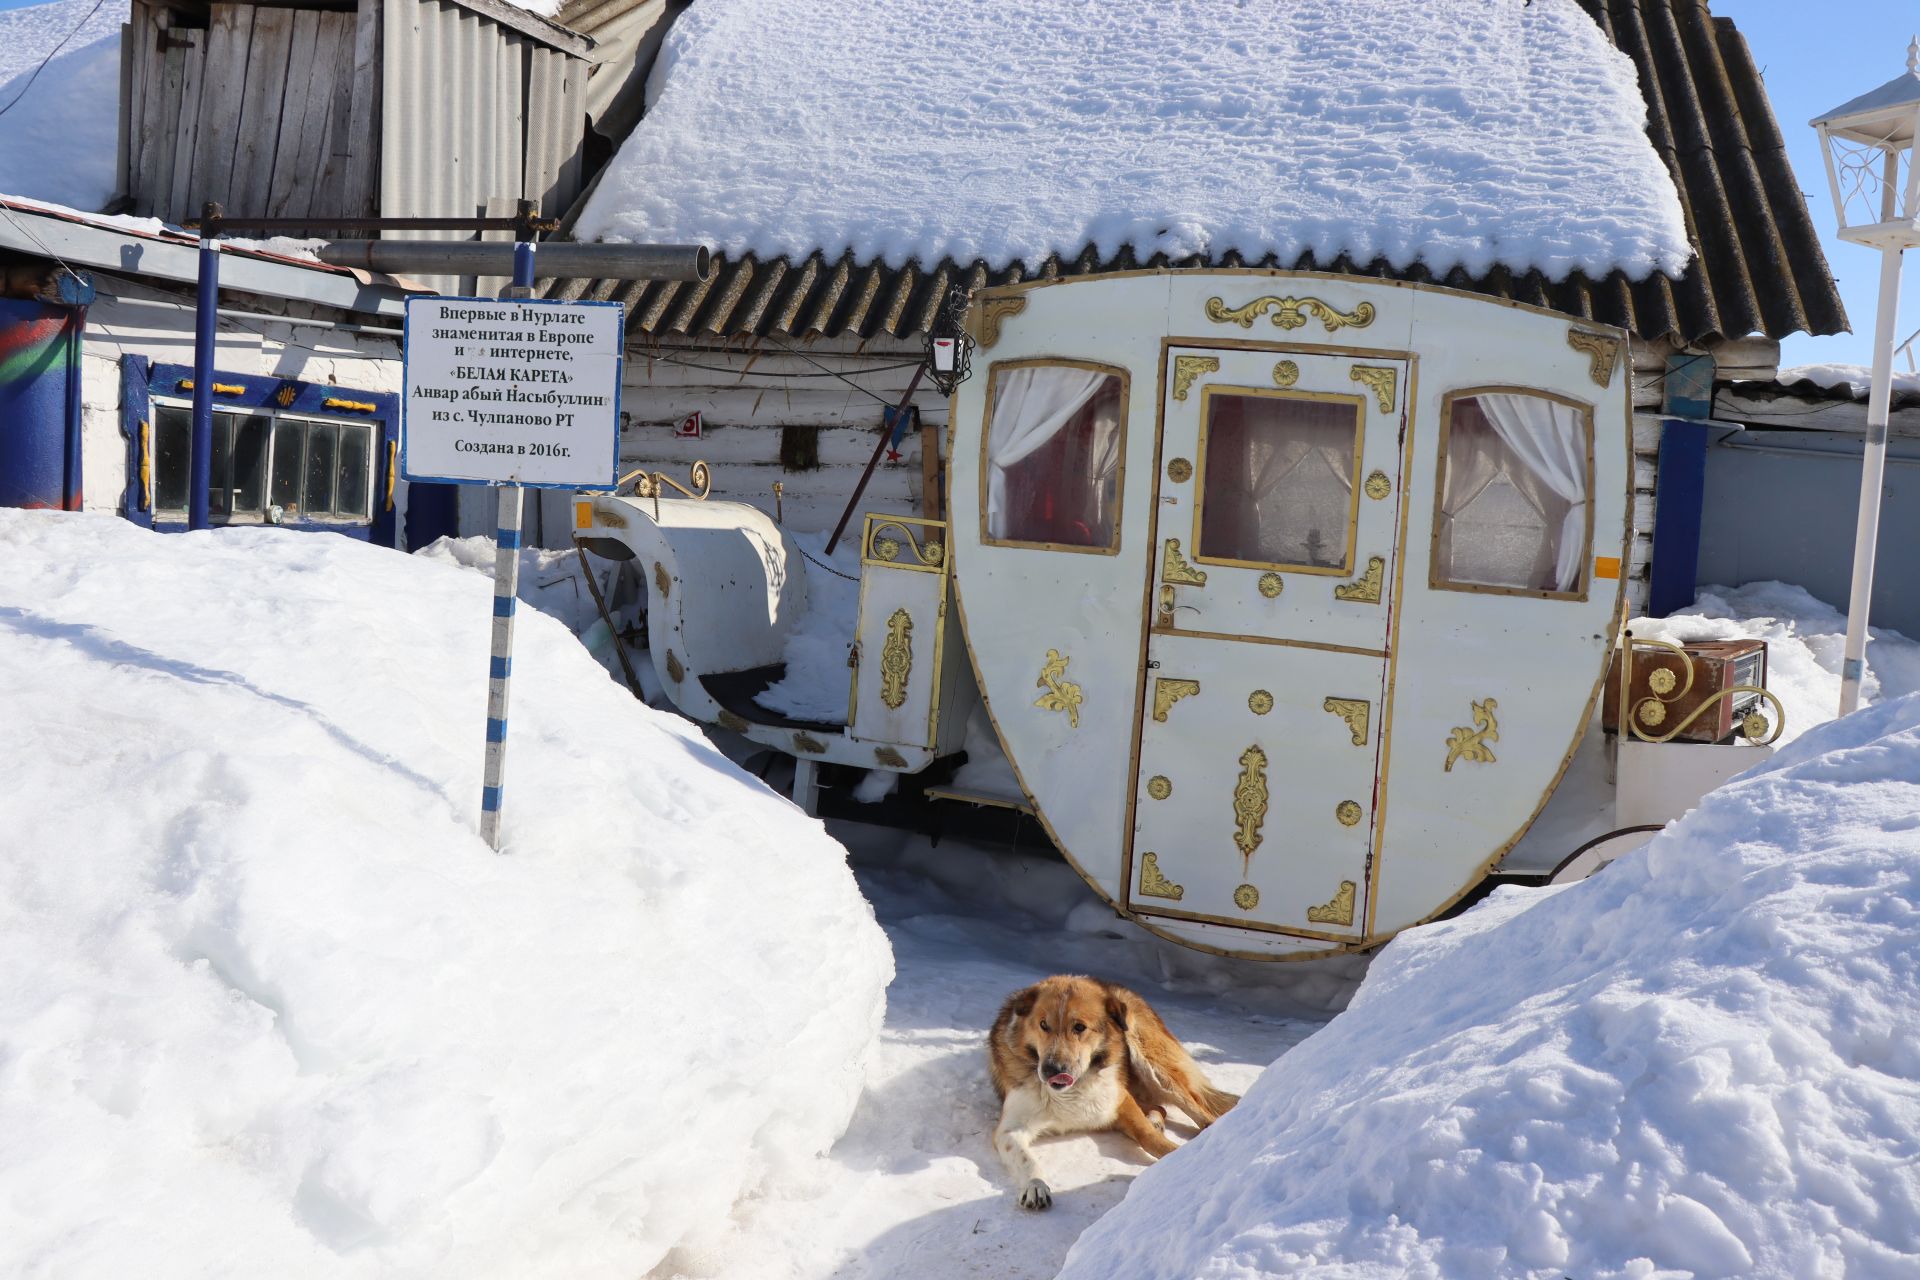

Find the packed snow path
[[667, 824, 1357, 1280]]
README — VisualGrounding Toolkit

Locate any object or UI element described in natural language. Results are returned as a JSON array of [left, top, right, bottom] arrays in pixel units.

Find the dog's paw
[[1017, 1178, 1053, 1211]]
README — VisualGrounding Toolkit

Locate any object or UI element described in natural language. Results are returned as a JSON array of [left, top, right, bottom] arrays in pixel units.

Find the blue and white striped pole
[[479, 240, 539, 850]]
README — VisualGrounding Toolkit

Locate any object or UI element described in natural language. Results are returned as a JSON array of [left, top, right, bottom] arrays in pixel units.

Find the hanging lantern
[[1812, 38, 1920, 250], [925, 287, 976, 396]]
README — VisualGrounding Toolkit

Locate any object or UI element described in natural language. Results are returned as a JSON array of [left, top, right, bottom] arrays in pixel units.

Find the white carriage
[[577, 270, 1782, 960]]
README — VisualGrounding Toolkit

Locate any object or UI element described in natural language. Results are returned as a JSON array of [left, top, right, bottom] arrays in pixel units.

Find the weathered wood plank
[[127, 2, 161, 214], [116, 18, 135, 201], [338, 0, 382, 217], [229, 6, 295, 218], [619, 386, 952, 428], [266, 10, 344, 220], [167, 39, 205, 222], [147, 41, 188, 222], [608, 422, 904, 469], [191, 5, 256, 211]]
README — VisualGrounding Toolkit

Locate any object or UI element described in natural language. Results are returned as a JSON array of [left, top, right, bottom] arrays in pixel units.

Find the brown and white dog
[[987, 974, 1239, 1210]]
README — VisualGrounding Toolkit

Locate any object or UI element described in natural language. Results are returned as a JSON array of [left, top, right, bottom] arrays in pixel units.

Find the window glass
[[984, 364, 1126, 550], [1198, 392, 1359, 570], [337, 423, 372, 518], [153, 406, 191, 512], [304, 423, 338, 516], [270, 421, 303, 514], [207, 412, 233, 516], [231, 417, 269, 515], [1434, 392, 1592, 593]]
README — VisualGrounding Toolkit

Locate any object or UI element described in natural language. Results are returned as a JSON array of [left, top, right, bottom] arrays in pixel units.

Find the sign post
[[401, 244, 625, 849]]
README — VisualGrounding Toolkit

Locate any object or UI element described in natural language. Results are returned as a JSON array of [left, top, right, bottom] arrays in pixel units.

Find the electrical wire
[[0, 0, 111, 121]]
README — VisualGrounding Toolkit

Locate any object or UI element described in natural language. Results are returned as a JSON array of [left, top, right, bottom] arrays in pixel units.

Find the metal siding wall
[[381, 0, 587, 292]]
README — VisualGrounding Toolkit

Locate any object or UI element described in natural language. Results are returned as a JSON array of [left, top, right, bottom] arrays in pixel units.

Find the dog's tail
[[1109, 984, 1240, 1127]]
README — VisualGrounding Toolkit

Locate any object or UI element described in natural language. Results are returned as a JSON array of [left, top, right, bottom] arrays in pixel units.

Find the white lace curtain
[[1439, 394, 1589, 591], [985, 366, 1120, 540], [1202, 399, 1356, 568]]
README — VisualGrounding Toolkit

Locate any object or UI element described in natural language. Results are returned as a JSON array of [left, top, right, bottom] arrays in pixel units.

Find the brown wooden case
[[1604, 638, 1770, 744]]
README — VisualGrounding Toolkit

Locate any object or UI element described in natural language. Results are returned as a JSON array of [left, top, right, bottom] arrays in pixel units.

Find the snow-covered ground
[[0, 511, 890, 1279], [0, 0, 125, 211], [579, 0, 1689, 282], [1060, 693, 1920, 1279]]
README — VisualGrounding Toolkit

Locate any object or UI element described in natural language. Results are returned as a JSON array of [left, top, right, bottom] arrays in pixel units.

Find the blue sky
[[0, 0, 1910, 369]]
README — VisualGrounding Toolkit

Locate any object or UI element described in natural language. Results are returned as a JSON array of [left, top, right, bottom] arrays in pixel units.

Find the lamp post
[[1812, 38, 1920, 716]]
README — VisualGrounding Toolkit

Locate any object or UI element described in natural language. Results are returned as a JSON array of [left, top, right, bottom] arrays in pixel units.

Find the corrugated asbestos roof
[[545, 0, 1848, 347]]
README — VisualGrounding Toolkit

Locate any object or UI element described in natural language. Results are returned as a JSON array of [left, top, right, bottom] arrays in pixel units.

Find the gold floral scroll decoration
[[653, 561, 671, 599], [873, 537, 901, 561], [1272, 360, 1299, 388], [1350, 366, 1397, 413], [665, 649, 684, 683], [1146, 775, 1172, 800], [1334, 556, 1385, 604], [874, 746, 909, 768], [1323, 697, 1370, 745], [628, 460, 714, 517], [1234, 884, 1260, 911], [1336, 800, 1362, 827], [1307, 880, 1357, 927], [974, 296, 1027, 347], [1232, 745, 1269, 861], [1443, 698, 1500, 771], [716, 708, 750, 733], [1172, 356, 1220, 401], [1167, 457, 1194, 483], [1152, 677, 1201, 723], [880, 608, 913, 710], [1034, 648, 1084, 729], [1248, 690, 1274, 715], [1363, 470, 1392, 501], [1621, 636, 1787, 746], [1567, 328, 1623, 387], [793, 732, 828, 754], [1205, 295, 1377, 333], [1258, 572, 1285, 599], [1162, 539, 1208, 586], [1138, 853, 1184, 901]]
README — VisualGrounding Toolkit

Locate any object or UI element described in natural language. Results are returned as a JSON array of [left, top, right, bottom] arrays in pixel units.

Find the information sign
[[402, 296, 624, 489]]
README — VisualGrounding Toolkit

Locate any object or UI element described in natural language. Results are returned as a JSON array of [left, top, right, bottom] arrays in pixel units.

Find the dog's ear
[[1009, 985, 1039, 1019], [1105, 989, 1130, 1034]]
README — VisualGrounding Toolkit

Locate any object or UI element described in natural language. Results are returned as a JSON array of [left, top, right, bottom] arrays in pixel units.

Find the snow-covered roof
[[0, 0, 127, 211], [577, 0, 1692, 284]]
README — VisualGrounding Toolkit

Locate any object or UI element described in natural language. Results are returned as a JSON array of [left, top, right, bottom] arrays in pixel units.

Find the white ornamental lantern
[[1810, 39, 1920, 716], [1814, 38, 1920, 249]]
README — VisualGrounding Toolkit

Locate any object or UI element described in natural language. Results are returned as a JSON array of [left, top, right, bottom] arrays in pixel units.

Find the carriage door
[[1127, 346, 1408, 941]]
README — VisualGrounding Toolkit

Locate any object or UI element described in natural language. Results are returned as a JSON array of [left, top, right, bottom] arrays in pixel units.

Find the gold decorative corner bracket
[[1350, 365, 1397, 413], [1334, 556, 1385, 604], [1232, 744, 1269, 861], [1567, 328, 1623, 387], [1444, 698, 1500, 771], [1307, 880, 1357, 927], [1145, 775, 1172, 801], [1204, 295, 1376, 333], [1162, 539, 1208, 586], [975, 297, 1027, 347], [1034, 649, 1084, 729], [880, 608, 914, 710], [1323, 697, 1370, 746], [1139, 853, 1185, 901], [1363, 470, 1392, 501], [1272, 360, 1299, 389], [1171, 356, 1220, 401], [1152, 677, 1201, 723]]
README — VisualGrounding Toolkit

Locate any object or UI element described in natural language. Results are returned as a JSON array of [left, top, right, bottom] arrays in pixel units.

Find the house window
[[150, 404, 377, 524], [1433, 390, 1594, 596], [981, 360, 1128, 553], [1196, 389, 1362, 574]]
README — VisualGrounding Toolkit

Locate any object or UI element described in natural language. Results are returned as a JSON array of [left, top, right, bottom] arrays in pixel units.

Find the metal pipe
[[188, 203, 222, 531], [826, 362, 926, 555], [315, 240, 711, 282], [62, 308, 84, 510], [1838, 243, 1904, 716]]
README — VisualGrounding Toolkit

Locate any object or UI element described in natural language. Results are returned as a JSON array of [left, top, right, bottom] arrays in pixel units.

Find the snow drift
[[0, 0, 126, 211], [0, 510, 891, 1278], [1060, 695, 1920, 1279], [578, 0, 1691, 283]]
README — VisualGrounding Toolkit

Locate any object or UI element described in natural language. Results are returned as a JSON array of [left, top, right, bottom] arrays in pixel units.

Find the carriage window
[[983, 362, 1127, 552], [1196, 391, 1361, 572], [1434, 391, 1593, 595]]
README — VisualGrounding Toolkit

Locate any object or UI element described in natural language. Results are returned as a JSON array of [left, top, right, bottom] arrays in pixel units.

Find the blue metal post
[[188, 203, 222, 531], [478, 239, 538, 850], [1647, 351, 1715, 617]]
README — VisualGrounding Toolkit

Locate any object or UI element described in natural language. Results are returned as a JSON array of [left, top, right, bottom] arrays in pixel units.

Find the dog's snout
[[1041, 1058, 1068, 1078]]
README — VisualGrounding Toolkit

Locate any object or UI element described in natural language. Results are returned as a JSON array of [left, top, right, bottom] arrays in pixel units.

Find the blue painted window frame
[[120, 357, 400, 546]]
